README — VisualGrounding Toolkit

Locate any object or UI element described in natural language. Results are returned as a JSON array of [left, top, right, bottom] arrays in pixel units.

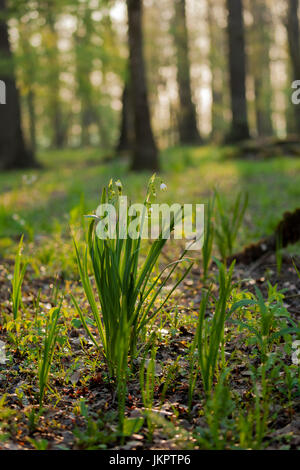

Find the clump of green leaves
[[140, 346, 157, 440], [72, 176, 192, 430], [72, 176, 191, 375], [0, 396, 15, 443], [189, 260, 254, 399], [292, 257, 300, 280], [11, 235, 27, 321], [38, 303, 62, 406], [232, 285, 291, 361], [196, 369, 235, 450], [202, 197, 215, 282], [73, 401, 118, 450], [193, 261, 235, 394], [214, 190, 248, 261]]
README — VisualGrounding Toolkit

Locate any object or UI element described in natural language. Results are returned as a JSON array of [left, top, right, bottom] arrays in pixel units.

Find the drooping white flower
[[160, 183, 167, 191]]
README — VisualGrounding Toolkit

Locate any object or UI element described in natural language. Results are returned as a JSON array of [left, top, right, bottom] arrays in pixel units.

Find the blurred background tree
[[1, 0, 300, 170], [0, 0, 37, 169], [171, 0, 202, 145], [127, 0, 158, 171], [286, 0, 300, 134], [226, 0, 250, 142], [248, 0, 274, 137]]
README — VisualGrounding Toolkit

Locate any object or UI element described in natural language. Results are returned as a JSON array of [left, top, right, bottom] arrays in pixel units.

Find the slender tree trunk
[[126, 0, 159, 171], [46, 2, 65, 149], [286, 62, 296, 134], [27, 89, 37, 154], [116, 81, 134, 152], [172, 0, 201, 145], [286, 0, 300, 134], [21, 27, 37, 154], [207, 0, 226, 141], [226, 0, 250, 142], [0, 0, 36, 170], [75, 7, 99, 149], [251, 0, 273, 137]]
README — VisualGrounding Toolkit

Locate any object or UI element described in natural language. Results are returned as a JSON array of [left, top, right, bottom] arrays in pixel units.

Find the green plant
[[26, 407, 44, 434], [73, 400, 118, 449], [292, 257, 300, 280], [160, 356, 180, 406], [72, 176, 192, 433], [214, 190, 248, 261], [140, 346, 157, 440], [0, 395, 15, 442], [197, 369, 234, 450], [27, 438, 49, 450], [72, 176, 192, 376], [250, 369, 268, 449], [38, 303, 62, 406], [202, 197, 215, 282], [11, 235, 27, 321], [232, 286, 292, 362], [237, 404, 265, 450], [189, 260, 254, 398], [193, 260, 235, 395]]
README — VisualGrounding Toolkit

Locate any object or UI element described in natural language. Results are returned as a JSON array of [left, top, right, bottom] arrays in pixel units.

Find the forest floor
[[0, 145, 300, 450]]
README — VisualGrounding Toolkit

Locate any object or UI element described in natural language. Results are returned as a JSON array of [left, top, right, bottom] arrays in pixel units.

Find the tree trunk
[[75, 6, 100, 149], [20, 26, 37, 155], [285, 62, 296, 134], [0, 0, 36, 170], [45, 2, 65, 149], [173, 0, 201, 145], [27, 88, 37, 154], [226, 0, 250, 142], [286, 0, 300, 134], [207, 0, 226, 141], [251, 0, 273, 137], [116, 81, 134, 152], [126, 0, 159, 171]]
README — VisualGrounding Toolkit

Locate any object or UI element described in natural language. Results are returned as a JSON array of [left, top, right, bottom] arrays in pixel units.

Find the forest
[[0, 0, 300, 453]]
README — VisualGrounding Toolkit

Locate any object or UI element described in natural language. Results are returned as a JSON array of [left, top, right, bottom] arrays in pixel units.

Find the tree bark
[[251, 0, 274, 137], [285, 63, 297, 135], [0, 0, 36, 170], [207, 0, 226, 141], [173, 0, 201, 145], [126, 0, 159, 171], [27, 88, 37, 154], [45, 1, 65, 149], [286, 0, 300, 134], [116, 81, 134, 152], [226, 0, 250, 142], [75, 6, 104, 149]]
